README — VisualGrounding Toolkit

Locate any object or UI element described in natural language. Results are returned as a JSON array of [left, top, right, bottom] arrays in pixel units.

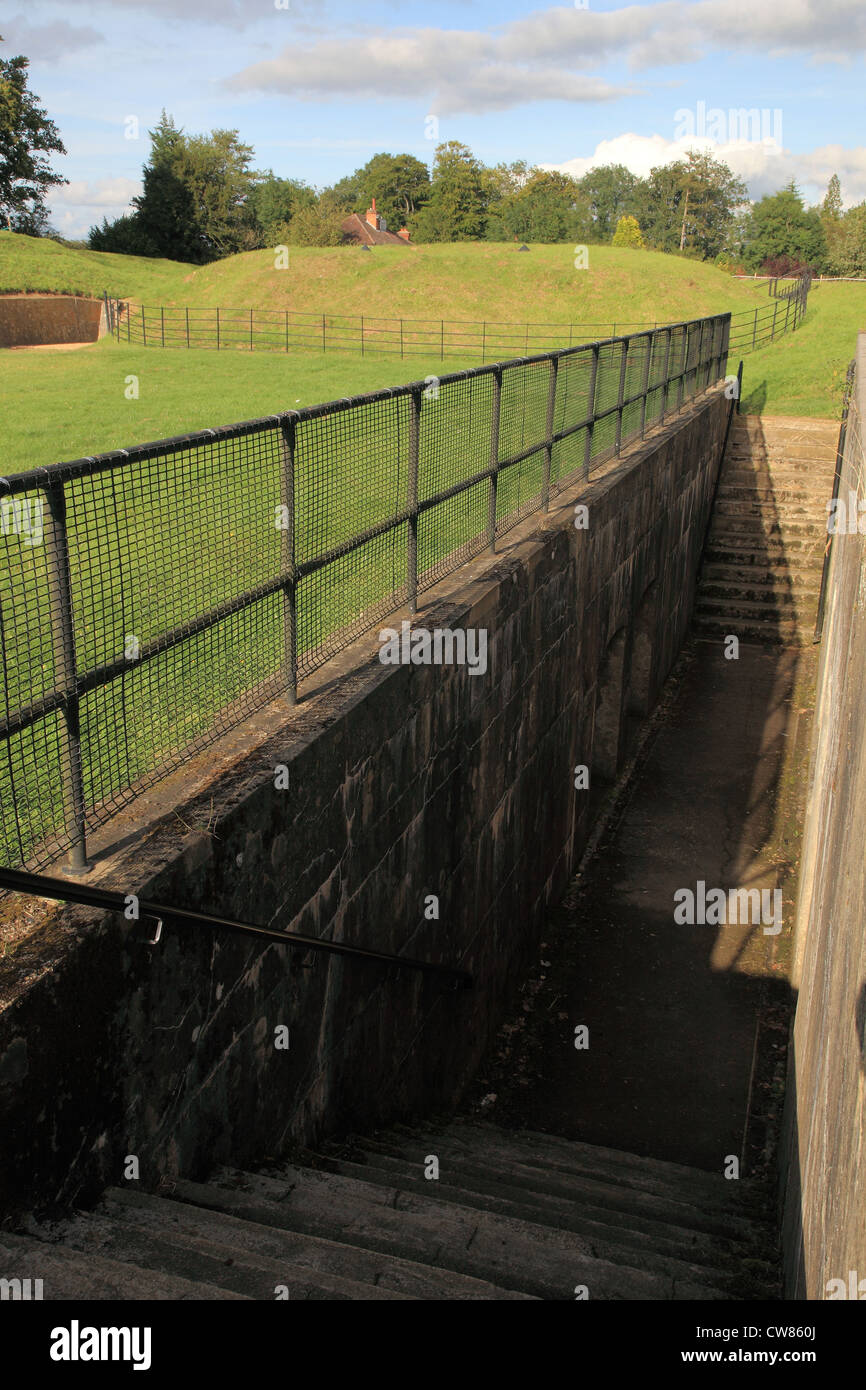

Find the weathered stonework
[[0, 383, 729, 1215]]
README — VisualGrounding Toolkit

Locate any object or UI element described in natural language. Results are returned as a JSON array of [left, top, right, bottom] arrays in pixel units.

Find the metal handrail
[[0, 867, 474, 990]]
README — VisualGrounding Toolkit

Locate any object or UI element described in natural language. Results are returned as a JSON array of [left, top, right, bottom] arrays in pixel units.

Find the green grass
[[738, 282, 866, 416], [1, 227, 860, 867], [0, 334, 657, 868], [1, 230, 771, 325], [0, 339, 483, 471]]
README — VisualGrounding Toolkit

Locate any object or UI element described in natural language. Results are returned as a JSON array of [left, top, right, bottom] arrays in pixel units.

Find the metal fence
[[1, 315, 730, 873], [108, 273, 807, 364]]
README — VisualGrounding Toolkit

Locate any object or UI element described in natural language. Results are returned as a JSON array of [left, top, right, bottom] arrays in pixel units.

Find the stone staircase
[[1, 1121, 778, 1300], [694, 414, 839, 645]]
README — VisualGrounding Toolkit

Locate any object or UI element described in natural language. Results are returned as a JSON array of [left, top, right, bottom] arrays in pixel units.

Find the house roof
[[341, 214, 411, 247]]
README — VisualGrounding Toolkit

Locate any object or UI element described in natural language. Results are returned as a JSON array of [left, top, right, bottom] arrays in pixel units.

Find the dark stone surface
[[0, 387, 729, 1215]]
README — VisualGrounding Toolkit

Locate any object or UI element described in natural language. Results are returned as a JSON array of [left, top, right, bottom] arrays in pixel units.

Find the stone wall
[[0, 295, 107, 348], [0, 383, 730, 1215], [782, 335, 866, 1300]]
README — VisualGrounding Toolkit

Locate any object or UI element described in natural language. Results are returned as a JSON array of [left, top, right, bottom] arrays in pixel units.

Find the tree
[[485, 168, 589, 243], [93, 113, 259, 262], [743, 182, 828, 273], [612, 215, 644, 248], [287, 190, 350, 246], [247, 172, 316, 244], [411, 142, 488, 242], [0, 38, 67, 233], [824, 201, 866, 277], [638, 151, 746, 260], [822, 173, 842, 224], [578, 165, 641, 242]]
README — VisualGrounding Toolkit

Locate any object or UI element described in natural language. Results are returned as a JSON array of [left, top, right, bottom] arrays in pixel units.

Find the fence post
[[678, 325, 690, 409], [482, 321, 486, 363], [216, 307, 220, 351], [126, 305, 130, 343], [361, 315, 365, 357], [185, 306, 190, 348], [639, 332, 653, 438], [279, 417, 298, 707], [751, 307, 758, 351], [583, 343, 600, 481], [543, 356, 558, 509], [400, 318, 404, 359], [407, 388, 422, 616], [42, 478, 90, 873], [614, 338, 629, 454], [141, 304, 147, 347], [488, 366, 502, 550], [160, 306, 165, 348], [440, 320, 444, 360], [660, 328, 673, 420], [250, 307, 254, 351]]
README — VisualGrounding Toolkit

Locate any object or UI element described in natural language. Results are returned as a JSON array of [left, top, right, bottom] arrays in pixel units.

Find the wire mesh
[[1, 317, 729, 870]]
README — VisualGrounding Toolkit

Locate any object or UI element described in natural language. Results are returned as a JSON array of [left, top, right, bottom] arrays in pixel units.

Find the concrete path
[[468, 636, 816, 1174]]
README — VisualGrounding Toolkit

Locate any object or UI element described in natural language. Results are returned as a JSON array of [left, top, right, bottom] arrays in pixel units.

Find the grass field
[[1, 230, 771, 324], [1, 339, 484, 472], [2, 333, 664, 868], [737, 281, 866, 416], [0, 231, 861, 868]]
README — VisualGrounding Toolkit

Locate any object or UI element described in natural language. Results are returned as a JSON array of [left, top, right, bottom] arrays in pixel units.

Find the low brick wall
[[782, 336, 866, 1299], [0, 294, 107, 348], [0, 383, 730, 1215]]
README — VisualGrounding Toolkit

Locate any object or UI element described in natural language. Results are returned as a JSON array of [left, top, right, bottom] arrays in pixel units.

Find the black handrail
[[0, 867, 474, 990]]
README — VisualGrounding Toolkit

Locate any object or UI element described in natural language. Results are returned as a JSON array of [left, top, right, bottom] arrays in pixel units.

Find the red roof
[[341, 214, 412, 247]]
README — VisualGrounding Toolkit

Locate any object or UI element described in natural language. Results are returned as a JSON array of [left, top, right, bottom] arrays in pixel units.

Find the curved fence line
[[104, 273, 809, 364]]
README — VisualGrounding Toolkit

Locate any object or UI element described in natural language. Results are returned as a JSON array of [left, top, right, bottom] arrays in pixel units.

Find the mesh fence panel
[[1, 317, 728, 870]]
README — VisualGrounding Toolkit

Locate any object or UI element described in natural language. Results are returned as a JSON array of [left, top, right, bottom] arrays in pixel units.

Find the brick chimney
[[397, 227, 410, 241], [365, 197, 379, 230]]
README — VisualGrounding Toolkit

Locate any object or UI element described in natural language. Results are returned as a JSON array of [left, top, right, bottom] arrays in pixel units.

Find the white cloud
[[51, 178, 142, 209], [543, 133, 866, 205], [228, 27, 635, 114], [47, 178, 141, 239], [226, 0, 866, 115], [1, 15, 102, 60]]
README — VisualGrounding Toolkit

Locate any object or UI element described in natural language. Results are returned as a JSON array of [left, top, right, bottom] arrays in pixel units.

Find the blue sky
[[3, 0, 865, 238]]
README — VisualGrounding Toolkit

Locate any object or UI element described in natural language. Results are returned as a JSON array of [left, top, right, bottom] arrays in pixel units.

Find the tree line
[[2, 40, 865, 278]]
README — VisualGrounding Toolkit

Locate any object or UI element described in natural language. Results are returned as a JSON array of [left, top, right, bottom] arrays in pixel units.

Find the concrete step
[[696, 594, 815, 623], [712, 499, 825, 523], [366, 1120, 765, 1222], [701, 563, 821, 594], [717, 483, 832, 505], [303, 1151, 767, 1293], [174, 1167, 729, 1300], [706, 539, 828, 567], [699, 583, 816, 612], [692, 615, 810, 646], [0, 1228, 249, 1300], [53, 1189, 528, 1300], [707, 517, 822, 543]]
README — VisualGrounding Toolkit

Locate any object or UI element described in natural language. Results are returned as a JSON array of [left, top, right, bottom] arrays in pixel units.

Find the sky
[[3, 0, 866, 240]]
